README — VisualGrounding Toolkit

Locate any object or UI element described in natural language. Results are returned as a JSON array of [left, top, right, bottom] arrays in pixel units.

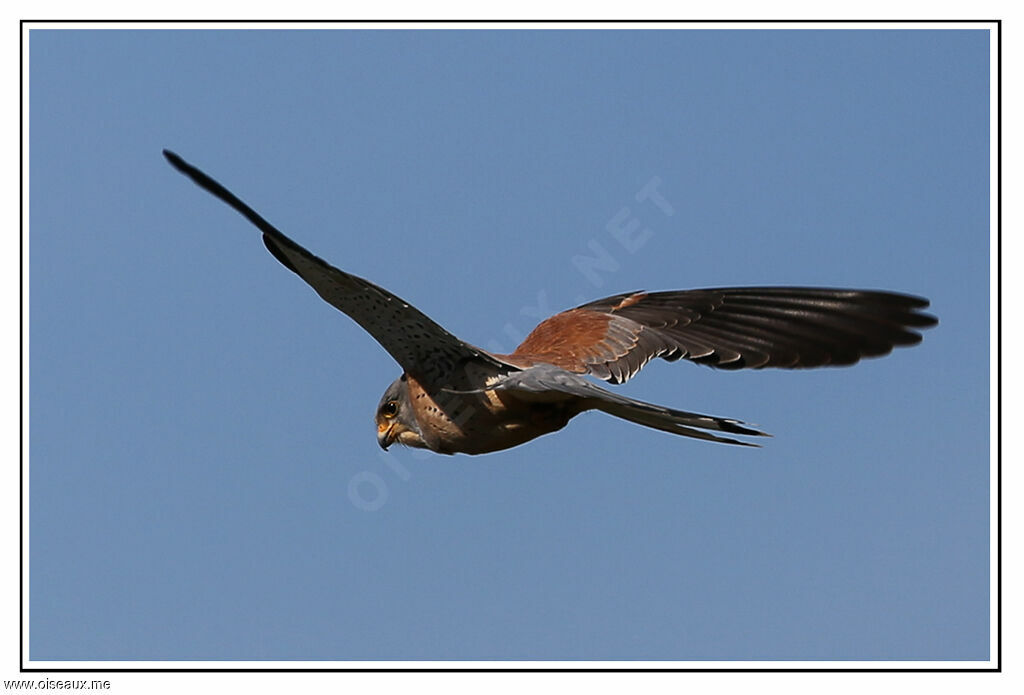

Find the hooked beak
[[377, 423, 396, 450]]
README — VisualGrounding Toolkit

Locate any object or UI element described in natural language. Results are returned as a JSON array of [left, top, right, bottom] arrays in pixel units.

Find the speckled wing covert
[[511, 288, 937, 384], [163, 150, 513, 388]]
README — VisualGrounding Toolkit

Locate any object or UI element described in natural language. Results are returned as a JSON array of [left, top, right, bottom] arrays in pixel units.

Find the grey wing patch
[[476, 364, 768, 446], [163, 150, 515, 387]]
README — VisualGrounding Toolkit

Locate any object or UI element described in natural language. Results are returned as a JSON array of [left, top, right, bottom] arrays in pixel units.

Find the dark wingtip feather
[[163, 149, 302, 277], [163, 149, 184, 169], [262, 234, 299, 274]]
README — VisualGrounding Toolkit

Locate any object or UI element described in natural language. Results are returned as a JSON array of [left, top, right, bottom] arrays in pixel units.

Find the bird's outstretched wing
[[508, 288, 937, 384], [163, 150, 513, 387]]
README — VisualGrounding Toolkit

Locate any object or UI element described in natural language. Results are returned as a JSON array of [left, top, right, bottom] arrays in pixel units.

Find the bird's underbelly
[[444, 401, 573, 455], [404, 375, 575, 455]]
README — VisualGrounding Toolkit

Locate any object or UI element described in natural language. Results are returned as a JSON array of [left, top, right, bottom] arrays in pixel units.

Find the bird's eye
[[381, 400, 399, 418]]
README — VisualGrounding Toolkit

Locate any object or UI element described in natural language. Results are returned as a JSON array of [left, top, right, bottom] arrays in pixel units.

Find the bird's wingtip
[[162, 149, 184, 169]]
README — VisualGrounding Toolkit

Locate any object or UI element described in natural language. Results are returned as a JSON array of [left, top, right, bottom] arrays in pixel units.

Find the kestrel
[[164, 151, 937, 455]]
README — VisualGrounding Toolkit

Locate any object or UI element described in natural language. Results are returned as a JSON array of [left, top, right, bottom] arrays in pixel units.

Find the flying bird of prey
[[164, 150, 937, 455]]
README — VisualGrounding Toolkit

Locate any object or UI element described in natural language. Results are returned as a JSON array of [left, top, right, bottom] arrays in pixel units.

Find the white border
[[19, 18, 1000, 674], [21, 20, 31, 677], [25, 20, 998, 30], [988, 15, 1000, 674]]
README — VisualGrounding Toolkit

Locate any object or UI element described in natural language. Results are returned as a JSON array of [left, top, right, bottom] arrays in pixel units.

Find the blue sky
[[28, 28, 990, 661]]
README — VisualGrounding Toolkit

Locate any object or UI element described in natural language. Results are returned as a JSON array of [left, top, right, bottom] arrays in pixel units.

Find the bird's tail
[[454, 365, 770, 447], [590, 397, 769, 447]]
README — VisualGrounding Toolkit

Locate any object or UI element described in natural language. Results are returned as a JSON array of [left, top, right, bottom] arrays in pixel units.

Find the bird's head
[[375, 374, 427, 451]]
